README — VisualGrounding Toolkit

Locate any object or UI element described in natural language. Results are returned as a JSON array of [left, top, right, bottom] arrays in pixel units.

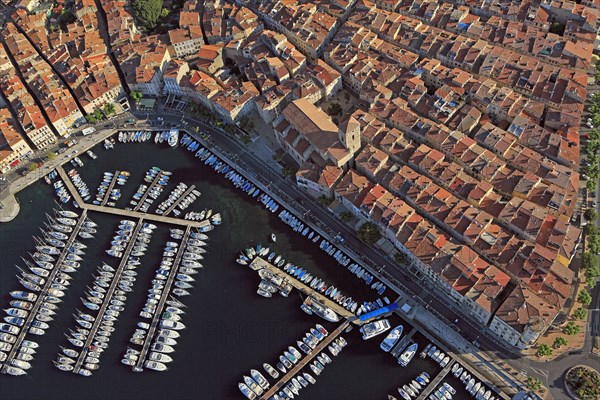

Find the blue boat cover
[[359, 302, 399, 322]]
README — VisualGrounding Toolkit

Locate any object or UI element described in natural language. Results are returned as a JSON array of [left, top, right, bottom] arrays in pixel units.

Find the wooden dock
[[163, 184, 196, 216], [260, 320, 350, 400], [132, 170, 164, 212], [100, 170, 120, 206], [1, 210, 88, 374], [132, 226, 192, 371], [416, 360, 455, 400], [57, 166, 210, 229], [391, 327, 417, 357], [249, 257, 357, 323], [72, 218, 145, 374]]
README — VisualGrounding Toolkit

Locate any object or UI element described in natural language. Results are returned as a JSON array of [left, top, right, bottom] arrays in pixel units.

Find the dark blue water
[[0, 140, 448, 400]]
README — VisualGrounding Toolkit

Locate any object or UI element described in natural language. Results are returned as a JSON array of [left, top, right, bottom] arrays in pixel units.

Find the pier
[[101, 170, 120, 206], [1, 210, 88, 374], [163, 184, 196, 216], [85, 203, 210, 228], [133, 226, 192, 371], [416, 360, 455, 400], [132, 170, 164, 212], [56, 166, 85, 206], [249, 257, 357, 322], [72, 218, 145, 374], [260, 320, 350, 400], [57, 165, 210, 229], [391, 327, 417, 357]]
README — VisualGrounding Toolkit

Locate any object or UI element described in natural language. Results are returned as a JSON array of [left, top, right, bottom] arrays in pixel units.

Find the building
[[273, 98, 360, 168]]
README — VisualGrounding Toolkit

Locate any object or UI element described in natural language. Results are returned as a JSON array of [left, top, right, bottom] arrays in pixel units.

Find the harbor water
[[0, 139, 461, 399]]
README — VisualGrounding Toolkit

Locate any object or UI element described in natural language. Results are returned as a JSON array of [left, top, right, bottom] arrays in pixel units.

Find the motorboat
[[380, 325, 403, 352], [360, 319, 391, 340]]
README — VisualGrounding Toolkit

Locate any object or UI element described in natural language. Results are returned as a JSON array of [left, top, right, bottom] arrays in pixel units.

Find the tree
[[46, 151, 56, 161], [317, 195, 332, 207], [587, 179, 597, 192], [578, 289, 592, 306], [327, 102, 343, 116], [160, 7, 169, 18], [527, 376, 543, 392], [394, 252, 407, 265], [564, 321, 581, 335], [103, 103, 115, 116], [93, 109, 103, 120], [85, 114, 97, 124], [130, 90, 143, 104], [574, 307, 588, 320], [28, 163, 38, 172], [584, 224, 598, 236], [585, 208, 598, 222], [589, 236, 600, 255], [537, 344, 553, 357], [340, 211, 354, 223], [553, 336, 568, 349], [134, 0, 164, 29], [357, 222, 381, 245]]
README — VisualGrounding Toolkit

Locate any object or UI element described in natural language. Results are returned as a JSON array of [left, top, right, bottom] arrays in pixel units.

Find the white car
[[587, 120, 594, 128]]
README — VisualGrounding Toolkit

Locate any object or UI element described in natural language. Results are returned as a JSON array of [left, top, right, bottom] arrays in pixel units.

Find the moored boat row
[[54, 220, 151, 376], [1, 209, 92, 376], [123, 226, 211, 372]]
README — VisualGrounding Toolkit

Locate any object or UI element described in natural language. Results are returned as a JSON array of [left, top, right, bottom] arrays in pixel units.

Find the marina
[[248, 257, 357, 322], [56, 165, 211, 228], [260, 320, 350, 400], [162, 184, 197, 217], [130, 226, 193, 371], [68, 219, 145, 375], [0, 130, 502, 400], [100, 170, 121, 206], [131, 168, 168, 212], [1, 210, 93, 375]]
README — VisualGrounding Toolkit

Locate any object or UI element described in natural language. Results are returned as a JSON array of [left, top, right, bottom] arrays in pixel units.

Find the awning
[[10, 159, 20, 167]]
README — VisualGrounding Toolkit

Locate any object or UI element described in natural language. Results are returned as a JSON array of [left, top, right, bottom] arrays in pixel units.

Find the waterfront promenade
[[260, 320, 350, 400], [249, 257, 357, 323], [0, 127, 118, 222]]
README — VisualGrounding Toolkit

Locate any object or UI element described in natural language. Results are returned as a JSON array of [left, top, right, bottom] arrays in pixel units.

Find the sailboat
[[271, 233, 276, 242]]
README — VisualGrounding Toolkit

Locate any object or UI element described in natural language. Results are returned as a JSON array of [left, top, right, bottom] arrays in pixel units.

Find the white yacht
[[380, 324, 403, 352], [360, 319, 391, 340]]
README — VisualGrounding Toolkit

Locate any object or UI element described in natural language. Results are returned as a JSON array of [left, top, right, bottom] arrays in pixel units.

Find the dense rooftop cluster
[[0, 0, 595, 348]]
